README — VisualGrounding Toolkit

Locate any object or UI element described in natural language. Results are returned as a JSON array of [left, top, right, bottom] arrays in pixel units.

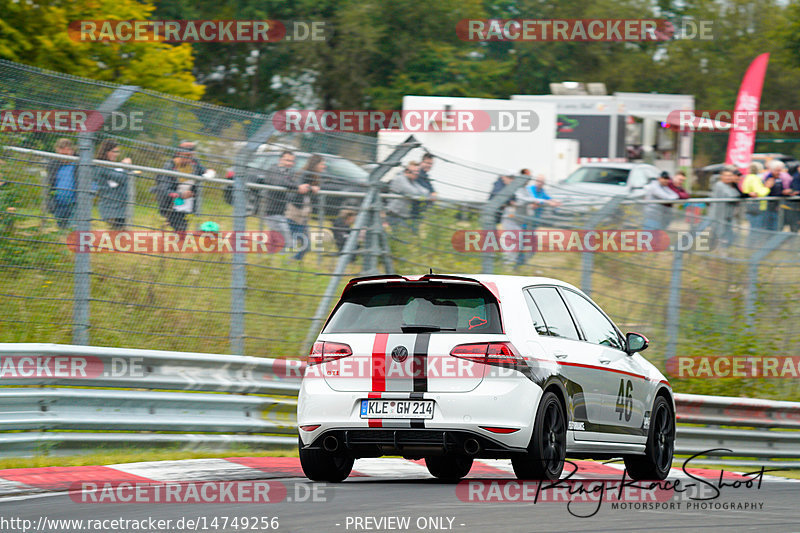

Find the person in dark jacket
[[153, 141, 206, 232], [409, 153, 436, 232], [260, 150, 296, 247], [763, 161, 789, 231], [286, 154, 322, 260], [489, 174, 514, 225], [332, 203, 358, 251], [93, 139, 131, 230]]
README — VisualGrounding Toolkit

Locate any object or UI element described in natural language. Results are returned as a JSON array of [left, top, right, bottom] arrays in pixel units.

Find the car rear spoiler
[[343, 273, 483, 291]]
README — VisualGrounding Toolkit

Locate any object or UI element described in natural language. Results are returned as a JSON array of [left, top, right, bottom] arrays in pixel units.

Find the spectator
[[527, 173, 562, 226], [46, 138, 77, 229], [410, 153, 437, 231], [259, 150, 296, 247], [785, 169, 800, 232], [332, 203, 359, 251], [642, 171, 679, 230], [668, 170, 690, 199], [386, 161, 430, 230], [664, 170, 690, 227], [498, 172, 535, 266], [489, 174, 514, 225], [93, 140, 131, 230], [762, 161, 789, 231], [741, 162, 770, 245], [706, 166, 741, 250], [286, 154, 322, 260], [153, 141, 206, 233]]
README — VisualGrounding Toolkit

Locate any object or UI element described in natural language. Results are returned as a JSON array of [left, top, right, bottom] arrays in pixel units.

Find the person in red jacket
[[668, 170, 690, 200]]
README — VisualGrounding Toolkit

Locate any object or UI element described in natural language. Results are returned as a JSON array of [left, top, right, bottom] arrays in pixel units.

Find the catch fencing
[[1, 343, 799, 469], [2, 59, 800, 403]]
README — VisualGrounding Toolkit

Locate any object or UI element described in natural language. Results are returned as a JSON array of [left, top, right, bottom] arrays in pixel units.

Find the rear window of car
[[323, 283, 502, 334]]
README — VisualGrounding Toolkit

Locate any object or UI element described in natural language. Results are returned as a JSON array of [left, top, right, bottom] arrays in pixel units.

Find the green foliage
[[0, 187, 65, 269], [0, 0, 203, 99]]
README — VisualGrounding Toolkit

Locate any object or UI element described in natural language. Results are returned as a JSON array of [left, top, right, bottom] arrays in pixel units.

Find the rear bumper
[[303, 428, 526, 458], [297, 372, 543, 454]]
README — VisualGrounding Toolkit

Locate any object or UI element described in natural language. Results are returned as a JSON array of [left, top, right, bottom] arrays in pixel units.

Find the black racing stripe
[[582, 422, 646, 436], [410, 419, 425, 428], [413, 332, 430, 393]]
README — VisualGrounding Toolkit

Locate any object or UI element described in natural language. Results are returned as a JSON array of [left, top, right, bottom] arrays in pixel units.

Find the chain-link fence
[[2, 59, 800, 399]]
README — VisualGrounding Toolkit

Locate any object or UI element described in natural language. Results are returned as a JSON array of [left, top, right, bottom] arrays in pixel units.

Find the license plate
[[360, 399, 434, 419]]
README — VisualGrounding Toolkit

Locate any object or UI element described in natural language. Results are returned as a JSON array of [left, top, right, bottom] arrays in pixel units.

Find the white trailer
[[377, 95, 557, 202]]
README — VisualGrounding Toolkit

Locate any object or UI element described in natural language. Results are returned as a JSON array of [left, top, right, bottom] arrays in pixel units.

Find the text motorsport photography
[[457, 452, 771, 518]]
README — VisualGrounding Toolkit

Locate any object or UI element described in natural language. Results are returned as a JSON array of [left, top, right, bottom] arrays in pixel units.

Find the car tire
[[298, 437, 354, 483], [624, 396, 674, 481], [424, 456, 473, 482], [512, 391, 566, 481]]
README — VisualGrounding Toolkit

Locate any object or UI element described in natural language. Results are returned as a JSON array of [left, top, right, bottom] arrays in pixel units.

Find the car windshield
[[323, 284, 502, 334], [563, 167, 631, 186]]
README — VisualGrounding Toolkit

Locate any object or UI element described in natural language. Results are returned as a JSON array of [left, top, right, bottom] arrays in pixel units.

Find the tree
[[0, 0, 203, 99]]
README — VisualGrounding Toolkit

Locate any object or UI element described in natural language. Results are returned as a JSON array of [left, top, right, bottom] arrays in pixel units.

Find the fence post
[[229, 120, 275, 355], [744, 232, 792, 328], [303, 136, 419, 349], [72, 86, 137, 346], [480, 175, 529, 275], [580, 196, 625, 296], [664, 247, 684, 362]]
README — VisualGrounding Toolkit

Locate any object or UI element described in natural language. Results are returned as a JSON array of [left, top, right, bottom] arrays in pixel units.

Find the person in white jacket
[[642, 172, 679, 230]]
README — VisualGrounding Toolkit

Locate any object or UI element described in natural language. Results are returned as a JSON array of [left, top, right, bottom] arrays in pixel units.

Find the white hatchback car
[[297, 274, 674, 482]]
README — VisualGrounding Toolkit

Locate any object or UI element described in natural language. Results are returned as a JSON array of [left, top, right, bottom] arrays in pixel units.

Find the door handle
[[554, 352, 568, 359], [599, 359, 611, 364]]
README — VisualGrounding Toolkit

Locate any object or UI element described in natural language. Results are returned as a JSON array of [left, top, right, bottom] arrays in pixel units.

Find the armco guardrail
[[674, 393, 800, 468], [0, 343, 302, 455], [0, 343, 303, 394], [1, 344, 799, 466]]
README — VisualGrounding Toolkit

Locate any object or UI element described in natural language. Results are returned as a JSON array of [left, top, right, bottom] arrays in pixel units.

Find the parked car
[[224, 151, 371, 216], [695, 153, 799, 190], [297, 273, 674, 483], [549, 162, 662, 207]]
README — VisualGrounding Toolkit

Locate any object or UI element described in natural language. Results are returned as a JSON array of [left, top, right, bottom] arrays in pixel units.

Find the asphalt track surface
[[0, 458, 798, 533]]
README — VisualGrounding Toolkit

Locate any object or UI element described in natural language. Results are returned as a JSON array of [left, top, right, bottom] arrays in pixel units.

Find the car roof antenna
[[429, 268, 433, 275]]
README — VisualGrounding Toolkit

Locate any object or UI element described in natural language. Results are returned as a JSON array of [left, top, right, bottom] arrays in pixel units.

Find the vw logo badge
[[391, 345, 409, 363]]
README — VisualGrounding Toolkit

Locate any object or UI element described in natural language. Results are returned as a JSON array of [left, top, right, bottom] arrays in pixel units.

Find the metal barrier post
[[744, 232, 792, 327], [664, 248, 684, 361], [580, 196, 625, 296], [303, 137, 419, 348], [230, 120, 275, 355], [72, 86, 137, 345], [480, 175, 529, 275]]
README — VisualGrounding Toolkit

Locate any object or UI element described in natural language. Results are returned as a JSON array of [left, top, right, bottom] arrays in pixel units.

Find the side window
[[527, 287, 580, 341], [561, 290, 624, 350], [523, 291, 550, 336]]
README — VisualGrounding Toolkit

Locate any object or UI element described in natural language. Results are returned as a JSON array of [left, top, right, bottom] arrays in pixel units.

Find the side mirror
[[625, 332, 649, 355]]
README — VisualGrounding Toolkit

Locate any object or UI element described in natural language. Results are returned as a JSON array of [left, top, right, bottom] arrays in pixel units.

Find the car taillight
[[309, 341, 352, 365], [450, 342, 526, 369], [480, 426, 520, 434]]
